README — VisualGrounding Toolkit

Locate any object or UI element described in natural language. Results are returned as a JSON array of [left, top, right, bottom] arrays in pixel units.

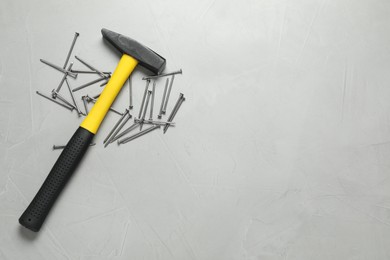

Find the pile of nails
[[37, 32, 185, 150]]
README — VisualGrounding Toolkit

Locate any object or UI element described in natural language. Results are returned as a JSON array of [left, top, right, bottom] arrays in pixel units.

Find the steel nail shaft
[[54, 62, 74, 96], [166, 93, 183, 123], [142, 69, 182, 80], [134, 118, 175, 126], [40, 59, 78, 78], [64, 77, 82, 116], [92, 93, 101, 99], [53, 143, 95, 150], [75, 56, 107, 78], [158, 78, 169, 119], [162, 74, 175, 114], [103, 109, 128, 144], [128, 76, 133, 109], [82, 96, 89, 114], [164, 94, 185, 134], [110, 122, 139, 143], [118, 125, 160, 145], [140, 90, 152, 130], [149, 81, 156, 120], [105, 112, 132, 147], [52, 90, 76, 109], [70, 70, 111, 75], [138, 80, 150, 119], [63, 32, 79, 69], [72, 77, 107, 92], [36, 91, 74, 111], [86, 96, 123, 116]]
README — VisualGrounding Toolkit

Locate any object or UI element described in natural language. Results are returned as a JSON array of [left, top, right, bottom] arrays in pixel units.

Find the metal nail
[[53, 143, 95, 150], [140, 90, 152, 130], [70, 70, 111, 75], [52, 90, 77, 109], [128, 77, 133, 109], [92, 93, 101, 99], [162, 74, 175, 114], [149, 81, 156, 120], [36, 91, 74, 111], [103, 109, 128, 144], [164, 94, 185, 134], [72, 77, 107, 92], [52, 145, 66, 150], [40, 59, 78, 78], [82, 96, 89, 114], [134, 118, 175, 126], [109, 122, 139, 143], [53, 62, 74, 96], [105, 112, 132, 147], [85, 95, 123, 116], [138, 79, 150, 119], [100, 79, 109, 87], [142, 69, 182, 80], [170, 94, 185, 121], [118, 125, 160, 145], [64, 78, 82, 116], [75, 56, 107, 78], [63, 32, 79, 69], [166, 93, 183, 123], [62, 64, 80, 111], [158, 78, 169, 119]]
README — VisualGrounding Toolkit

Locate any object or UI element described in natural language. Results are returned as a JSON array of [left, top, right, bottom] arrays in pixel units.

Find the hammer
[[19, 29, 166, 232]]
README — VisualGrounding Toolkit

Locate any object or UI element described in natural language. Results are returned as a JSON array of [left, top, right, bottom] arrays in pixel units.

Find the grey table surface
[[1, 0, 390, 259]]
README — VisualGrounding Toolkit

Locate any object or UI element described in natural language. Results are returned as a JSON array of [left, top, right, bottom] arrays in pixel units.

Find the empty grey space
[[1, 0, 390, 259]]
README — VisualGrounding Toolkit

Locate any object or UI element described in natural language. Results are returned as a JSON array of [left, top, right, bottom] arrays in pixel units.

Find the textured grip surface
[[19, 127, 94, 232]]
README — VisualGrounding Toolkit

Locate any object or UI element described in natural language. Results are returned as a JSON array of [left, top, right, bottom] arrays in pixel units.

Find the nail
[[103, 109, 128, 144], [162, 74, 175, 114], [140, 90, 152, 131], [53, 62, 74, 96], [72, 77, 107, 92], [128, 77, 133, 109], [52, 90, 77, 109], [118, 125, 160, 145], [82, 96, 89, 114], [64, 78, 82, 116], [70, 70, 111, 75], [164, 94, 185, 134], [92, 93, 101, 99], [40, 59, 78, 78], [170, 94, 185, 121], [75, 56, 107, 78], [109, 122, 139, 143], [100, 79, 109, 87], [63, 63, 81, 114], [105, 112, 132, 147], [36, 91, 74, 111], [142, 69, 182, 80], [158, 78, 169, 119], [134, 118, 175, 126], [138, 80, 150, 119], [149, 81, 156, 120], [53, 143, 95, 150], [85, 95, 123, 116], [166, 93, 183, 123], [63, 32, 79, 69]]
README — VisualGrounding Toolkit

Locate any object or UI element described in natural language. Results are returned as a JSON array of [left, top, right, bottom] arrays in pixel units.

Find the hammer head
[[102, 28, 166, 75]]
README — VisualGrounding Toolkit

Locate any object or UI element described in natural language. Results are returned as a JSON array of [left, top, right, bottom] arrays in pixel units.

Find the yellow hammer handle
[[80, 54, 138, 134]]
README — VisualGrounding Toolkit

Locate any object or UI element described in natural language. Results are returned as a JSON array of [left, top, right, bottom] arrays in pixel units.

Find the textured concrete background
[[1, 0, 390, 259]]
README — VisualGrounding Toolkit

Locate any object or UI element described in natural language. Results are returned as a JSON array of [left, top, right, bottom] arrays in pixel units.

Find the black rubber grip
[[19, 127, 94, 232]]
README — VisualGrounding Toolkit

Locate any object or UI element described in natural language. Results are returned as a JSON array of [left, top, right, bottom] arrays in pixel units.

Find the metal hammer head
[[102, 28, 166, 75]]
